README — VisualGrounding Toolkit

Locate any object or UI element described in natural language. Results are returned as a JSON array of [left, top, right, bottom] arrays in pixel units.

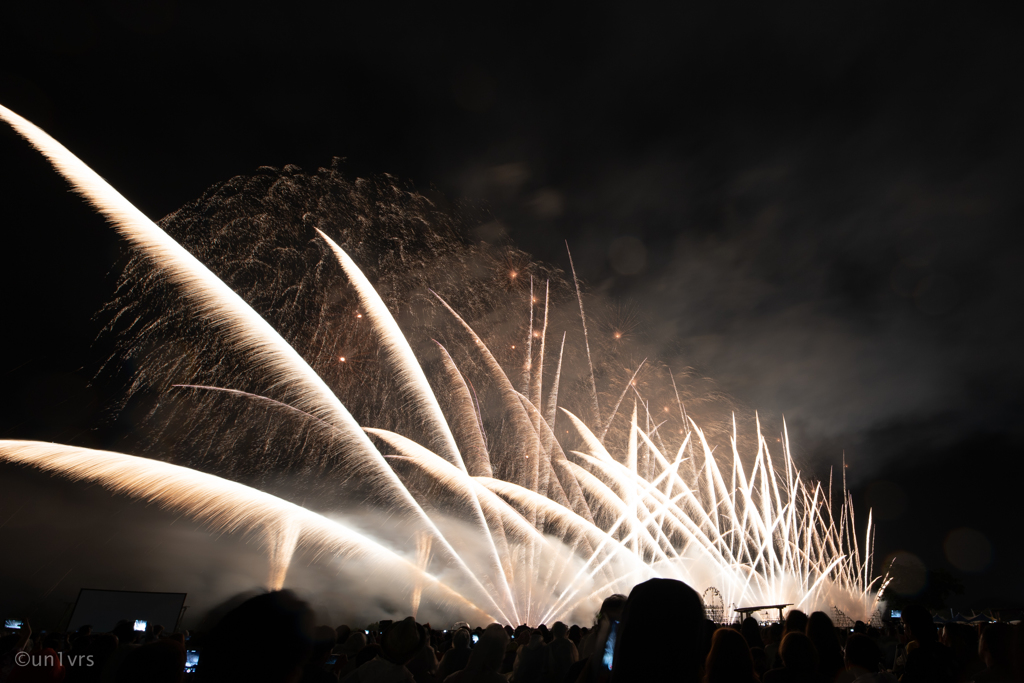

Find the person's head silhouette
[[611, 578, 705, 682]]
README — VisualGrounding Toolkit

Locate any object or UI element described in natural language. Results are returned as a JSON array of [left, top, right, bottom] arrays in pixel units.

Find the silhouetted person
[[545, 622, 578, 683], [102, 621, 139, 682], [501, 627, 528, 675], [805, 612, 846, 683], [512, 629, 547, 683], [785, 612, 809, 638], [438, 629, 472, 681], [111, 622, 136, 648], [940, 622, 983, 682], [751, 647, 769, 680], [199, 590, 315, 683], [843, 634, 894, 683], [343, 617, 424, 683], [704, 627, 758, 683], [764, 623, 784, 670], [404, 625, 438, 683], [115, 639, 184, 683], [763, 632, 818, 683], [568, 625, 582, 649], [335, 632, 369, 679], [610, 578, 706, 683], [975, 622, 1015, 683], [302, 625, 340, 683], [742, 618, 764, 650], [740, 617, 768, 678], [336, 626, 353, 648], [578, 595, 627, 661], [898, 605, 954, 683], [144, 624, 165, 644], [444, 624, 508, 683]]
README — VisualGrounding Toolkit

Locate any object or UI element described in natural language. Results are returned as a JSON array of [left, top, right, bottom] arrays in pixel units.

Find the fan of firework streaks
[[0, 104, 888, 625]]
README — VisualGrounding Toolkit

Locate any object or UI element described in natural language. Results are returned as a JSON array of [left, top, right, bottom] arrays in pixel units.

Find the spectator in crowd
[[512, 629, 547, 682], [940, 623, 984, 683], [404, 627, 438, 683], [561, 594, 628, 683], [568, 626, 582, 650], [751, 645, 769, 681], [610, 578, 706, 683], [704, 627, 758, 683], [763, 632, 818, 683], [100, 621, 140, 683], [578, 596, 627, 661], [501, 628, 527, 675], [805, 612, 847, 683], [302, 625, 340, 683], [336, 626, 353, 648], [144, 624, 165, 644], [198, 590, 315, 683], [785, 613, 809, 638], [444, 624, 508, 683], [843, 634, 895, 683], [975, 623, 1015, 683], [545, 622, 578, 683], [740, 617, 768, 679], [437, 629, 472, 682], [898, 605, 954, 683], [335, 632, 369, 680], [742, 618, 763, 650], [764, 623, 784, 670], [871, 625, 898, 674], [342, 617, 425, 683]]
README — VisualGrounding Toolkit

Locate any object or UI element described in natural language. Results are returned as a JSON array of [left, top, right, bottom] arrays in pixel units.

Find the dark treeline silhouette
[[3, 582, 1023, 682]]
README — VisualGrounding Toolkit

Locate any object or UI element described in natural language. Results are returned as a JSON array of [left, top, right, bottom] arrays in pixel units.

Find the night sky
[[2, 1, 1022, 623]]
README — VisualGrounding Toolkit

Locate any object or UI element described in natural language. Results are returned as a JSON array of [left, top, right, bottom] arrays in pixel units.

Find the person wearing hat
[[342, 617, 423, 683]]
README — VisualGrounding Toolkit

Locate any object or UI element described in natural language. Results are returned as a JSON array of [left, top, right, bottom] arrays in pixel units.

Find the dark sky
[[2, 1, 1022, 623]]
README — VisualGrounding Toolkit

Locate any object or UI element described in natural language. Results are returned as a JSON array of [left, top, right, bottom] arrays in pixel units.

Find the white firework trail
[[0, 441, 494, 621]]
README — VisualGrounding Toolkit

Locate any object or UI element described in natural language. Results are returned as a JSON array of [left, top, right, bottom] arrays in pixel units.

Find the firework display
[[0, 104, 888, 626]]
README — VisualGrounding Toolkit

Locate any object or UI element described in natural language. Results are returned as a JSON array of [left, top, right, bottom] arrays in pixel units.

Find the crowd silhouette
[[2, 579, 1022, 682]]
